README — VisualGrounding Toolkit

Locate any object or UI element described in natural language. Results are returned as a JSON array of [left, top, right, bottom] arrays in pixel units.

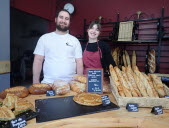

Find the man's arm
[[75, 58, 83, 75], [33, 54, 44, 84]]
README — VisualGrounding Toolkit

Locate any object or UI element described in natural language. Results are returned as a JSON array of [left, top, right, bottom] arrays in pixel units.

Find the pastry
[[0, 86, 29, 99], [73, 93, 102, 106], [29, 83, 52, 95], [0, 106, 15, 121], [70, 81, 86, 93]]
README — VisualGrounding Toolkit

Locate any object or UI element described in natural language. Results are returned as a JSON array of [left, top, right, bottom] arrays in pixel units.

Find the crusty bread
[[114, 66, 132, 97], [29, 83, 52, 95], [52, 80, 70, 95], [148, 49, 156, 73], [132, 50, 136, 71], [125, 50, 131, 66], [149, 74, 166, 97], [13, 98, 34, 115], [109, 65, 125, 97], [123, 51, 127, 67], [0, 86, 29, 99], [73, 75, 87, 84], [3, 93, 18, 110], [70, 81, 86, 93], [0, 106, 15, 121]]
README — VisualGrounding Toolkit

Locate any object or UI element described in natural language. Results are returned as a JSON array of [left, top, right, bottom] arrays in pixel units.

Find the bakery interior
[[1, 0, 169, 128]]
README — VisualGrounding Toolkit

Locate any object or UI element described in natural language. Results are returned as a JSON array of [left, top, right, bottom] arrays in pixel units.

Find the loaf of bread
[[148, 49, 156, 73], [149, 74, 166, 97], [52, 80, 70, 95], [73, 75, 87, 84], [3, 93, 18, 110], [0, 106, 15, 121], [109, 65, 125, 97], [29, 83, 52, 95], [125, 50, 131, 66], [70, 81, 86, 93], [132, 50, 136, 71], [0, 86, 29, 99]]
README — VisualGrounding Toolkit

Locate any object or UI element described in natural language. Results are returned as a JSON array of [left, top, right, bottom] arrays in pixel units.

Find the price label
[[10, 115, 27, 128], [151, 106, 163, 115], [87, 69, 103, 93], [46, 90, 55, 96], [101, 95, 111, 106], [126, 103, 138, 112]]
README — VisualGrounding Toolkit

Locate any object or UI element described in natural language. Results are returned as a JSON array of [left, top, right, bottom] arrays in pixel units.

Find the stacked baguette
[[109, 65, 166, 98]]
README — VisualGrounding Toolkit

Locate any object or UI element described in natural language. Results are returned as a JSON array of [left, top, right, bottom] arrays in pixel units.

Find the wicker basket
[[110, 77, 169, 109]]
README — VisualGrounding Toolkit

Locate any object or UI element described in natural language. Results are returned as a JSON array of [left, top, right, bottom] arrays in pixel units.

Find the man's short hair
[[56, 9, 71, 18]]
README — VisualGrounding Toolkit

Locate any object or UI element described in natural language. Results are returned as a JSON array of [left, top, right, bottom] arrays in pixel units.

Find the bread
[[13, 98, 34, 115], [132, 50, 136, 71], [73, 93, 102, 106], [123, 51, 127, 67], [52, 80, 70, 95], [126, 66, 142, 97], [148, 49, 156, 73], [73, 75, 87, 84], [70, 81, 86, 93], [125, 50, 131, 66], [109, 65, 125, 97], [0, 106, 15, 121], [0, 86, 29, 99], [149, 74, 166, 97], [114, 66, 132, 97], [29, 83, 52, 95], [3, 93, 18, 110]]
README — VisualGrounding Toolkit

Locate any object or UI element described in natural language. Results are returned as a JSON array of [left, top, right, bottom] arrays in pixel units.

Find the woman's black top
[[81, 40, 116, 73]]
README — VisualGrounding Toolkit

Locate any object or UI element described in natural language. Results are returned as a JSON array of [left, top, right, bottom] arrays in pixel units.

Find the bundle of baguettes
[[109, 64, 166, 98]]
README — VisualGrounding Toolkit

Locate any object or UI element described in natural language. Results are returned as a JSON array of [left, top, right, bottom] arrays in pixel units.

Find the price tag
[[161, 76, 169, 82], [151, 106, 163, 115], [126, 103, 138, 112], [10, 115, 27, 128], [46, 90, 55, 96], [101, 95, 111, 106], [87, 69, 103, 93]]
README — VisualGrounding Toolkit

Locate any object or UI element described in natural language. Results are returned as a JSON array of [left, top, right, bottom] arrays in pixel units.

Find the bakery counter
[[24, 92, 169, 128]]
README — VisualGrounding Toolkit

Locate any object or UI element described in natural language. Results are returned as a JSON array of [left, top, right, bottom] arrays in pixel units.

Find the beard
[[56, 22, 69, 32]]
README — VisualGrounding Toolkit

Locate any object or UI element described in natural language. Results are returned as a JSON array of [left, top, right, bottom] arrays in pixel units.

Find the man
[[33, 9, 83, 84]]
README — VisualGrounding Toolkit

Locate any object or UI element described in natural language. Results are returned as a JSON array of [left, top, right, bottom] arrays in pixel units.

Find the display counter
[[24, 91, 169, 128]]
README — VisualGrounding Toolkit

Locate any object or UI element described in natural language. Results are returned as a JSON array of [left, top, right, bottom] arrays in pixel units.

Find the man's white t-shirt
[[34, 32, 82, 83]]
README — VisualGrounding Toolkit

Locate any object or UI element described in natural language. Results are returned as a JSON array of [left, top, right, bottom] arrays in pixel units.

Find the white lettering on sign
[[129, 104, 137, 111]]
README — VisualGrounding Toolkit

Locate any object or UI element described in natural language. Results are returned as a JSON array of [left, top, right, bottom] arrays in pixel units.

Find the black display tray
[[35, 96, 120, 123], [0, 110, 37, 128]]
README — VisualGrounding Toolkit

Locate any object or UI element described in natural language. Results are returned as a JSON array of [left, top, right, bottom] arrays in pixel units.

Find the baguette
[[125, 50, 131, 66], [109, 65, 125, 97], [149, 74, 166, 97], [123, 51, 127, 67], [132, 50, 136, 71], [114, 66, 132, 97], [148, 49, 156, 73]]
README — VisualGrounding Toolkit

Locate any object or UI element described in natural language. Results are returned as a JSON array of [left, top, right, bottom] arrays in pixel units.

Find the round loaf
[[0, 86, 29, 99], [29, 83, 52, 95]]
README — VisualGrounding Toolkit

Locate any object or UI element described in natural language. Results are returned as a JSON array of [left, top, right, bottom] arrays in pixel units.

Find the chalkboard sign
[[87, 69, 103, 93], [126, 103, 138, 112], [101, 95, 111, 106], [161, 76, 169, 82], [151, 106, 163, 115], [10, 115, 27, 128], [46, 90, 55, 96]]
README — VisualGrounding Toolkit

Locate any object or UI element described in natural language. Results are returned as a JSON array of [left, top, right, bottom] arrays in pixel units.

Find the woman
[[82, 21, 116, 75]]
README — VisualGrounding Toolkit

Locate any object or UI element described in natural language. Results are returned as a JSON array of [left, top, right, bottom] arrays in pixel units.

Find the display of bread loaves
[[0, 86, 29, 99], [29, 83, 52, 95]]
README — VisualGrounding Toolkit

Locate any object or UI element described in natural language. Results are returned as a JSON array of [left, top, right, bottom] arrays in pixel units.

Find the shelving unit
[[81, 8, 169, 74]]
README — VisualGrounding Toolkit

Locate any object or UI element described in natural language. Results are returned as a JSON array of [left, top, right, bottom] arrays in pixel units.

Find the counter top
[[24, 92, 169, 128]]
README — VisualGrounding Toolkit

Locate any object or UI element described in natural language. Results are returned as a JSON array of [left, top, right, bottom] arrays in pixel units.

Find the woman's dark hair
[[88, 21, 101, 31], [56, 9, 71, 18]]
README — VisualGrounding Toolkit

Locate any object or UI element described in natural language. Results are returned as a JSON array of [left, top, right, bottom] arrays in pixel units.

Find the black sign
[[46, 90, 55, 96], [165, 96, 169, 98], [10, 115, 27, 128], [126, 103, 138, 112], [87, 69, 103, 93], [151, 106, 163, 115], [161, 76, 169, 82], [101, 95, 111, 106]]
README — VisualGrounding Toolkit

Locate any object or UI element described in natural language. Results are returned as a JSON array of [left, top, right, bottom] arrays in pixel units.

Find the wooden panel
[[0, 61, 10, 74]]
